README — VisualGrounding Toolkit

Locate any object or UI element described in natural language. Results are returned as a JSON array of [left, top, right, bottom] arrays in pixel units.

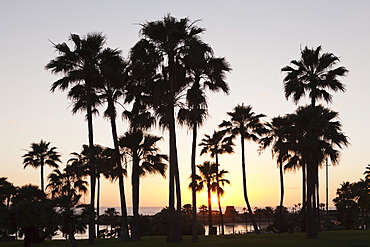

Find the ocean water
[[98, 206, 164, 216]]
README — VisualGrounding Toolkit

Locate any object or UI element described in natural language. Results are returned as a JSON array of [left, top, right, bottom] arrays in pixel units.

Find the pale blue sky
[[1, 1, 369, 208]]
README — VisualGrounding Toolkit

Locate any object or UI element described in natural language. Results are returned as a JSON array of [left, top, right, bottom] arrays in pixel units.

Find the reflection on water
[[204, 223, 269, 235], [52, 222, 270, 239]]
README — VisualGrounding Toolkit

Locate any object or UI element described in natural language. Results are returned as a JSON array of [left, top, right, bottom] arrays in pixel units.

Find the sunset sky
[[1, 1, 369, 211]]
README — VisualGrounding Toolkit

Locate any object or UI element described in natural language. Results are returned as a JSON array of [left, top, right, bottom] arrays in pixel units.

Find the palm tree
[[192, 161, 217, 235], [219, 104, 266, 234], [282, 46, 349, 234], [132, 14, 207, 243], [179, 39, 231, 241], [68, 145, 117, 239], [119, 130, 167, 240], [293, 105, 349, 238], [214, 167, 231, 234], [46, 166, 89, 247], [199, 130, 234, 235], [259, 116, 298, 233], [46, 32, 110, 244], [22, 140, 61, 193], [98, 47, 131, 240], [281, 45, 348, 107]]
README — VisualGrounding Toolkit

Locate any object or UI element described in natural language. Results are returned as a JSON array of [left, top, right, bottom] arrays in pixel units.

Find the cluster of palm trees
[[14, 14, 351, 244], [191, 45, 350, 240], [44, 14, 231, 244], [260, 46, 349, 238]]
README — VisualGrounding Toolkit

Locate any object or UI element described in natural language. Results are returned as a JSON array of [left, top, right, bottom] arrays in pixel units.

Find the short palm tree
[[119, 130, 167, 241], [199, 130, 234, 235], [22, 140, 61, 193], [219, 104, 266, 234], [192, 161, 217, 235]]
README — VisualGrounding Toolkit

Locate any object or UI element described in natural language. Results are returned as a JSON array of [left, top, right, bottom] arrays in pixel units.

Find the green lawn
[[2, 230, 370, 247]]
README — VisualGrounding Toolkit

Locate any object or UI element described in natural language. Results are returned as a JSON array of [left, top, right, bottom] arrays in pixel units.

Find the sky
[[1, 1, 370, 211]]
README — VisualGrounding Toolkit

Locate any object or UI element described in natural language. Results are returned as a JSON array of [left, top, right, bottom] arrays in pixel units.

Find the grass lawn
[[2, 230, 370, 247]]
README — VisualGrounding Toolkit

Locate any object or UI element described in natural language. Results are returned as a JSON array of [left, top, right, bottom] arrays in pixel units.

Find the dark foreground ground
[[2, 230, 370, 247]]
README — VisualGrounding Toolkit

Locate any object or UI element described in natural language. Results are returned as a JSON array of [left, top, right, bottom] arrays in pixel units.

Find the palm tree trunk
[[108, 111, 129, 240], [278, 161, 284, 234], [316, 170, 321, 232], [207, 181, 213, 235], [191, 123, 199, 242], [86, 83, 96, 245], [215, 154, 225, 235], [167, 52, 182, 243], [96, 176, 100, 238], [174, 132, 183, 240], [240, 137, 260, 234], [131, 149, 141, 241], [306, 159, 318, 239], [41, 163, 44, 193], [301, 162, 306, 232]]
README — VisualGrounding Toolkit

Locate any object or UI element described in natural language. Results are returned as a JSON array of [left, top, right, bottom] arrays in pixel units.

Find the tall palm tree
[[132, 14, 206, 243], [199, 130, 234, 235], [219, 104, 266, 234], [98, 48, 131, 240], [281, 46, 349, 233], [22, 140, 61, 193], [46, 32, 110, 244], [281, 45, 348, 107], [192, 161, 217, 235], [178, 44, 230, 240], [119, 130, 167, 240]]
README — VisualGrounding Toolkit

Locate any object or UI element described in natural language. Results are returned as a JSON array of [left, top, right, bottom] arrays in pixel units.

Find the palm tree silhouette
[[46, 32, 111, 243], [292, 105, 349, 238], [179, 39, 231, 241], [219, 104, 266, 234], [98, 48, 131, 240], [281, 45, 348, 107], [68, 144, 115, 239], [259, 116, 298, 233], [199, 130, 233, 235], [281, 46, 349, 236], [22, 140, 61, 193], [192, 161, 217, 235], [131, 14, 206, 242], [119, 130, 167, 240]]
